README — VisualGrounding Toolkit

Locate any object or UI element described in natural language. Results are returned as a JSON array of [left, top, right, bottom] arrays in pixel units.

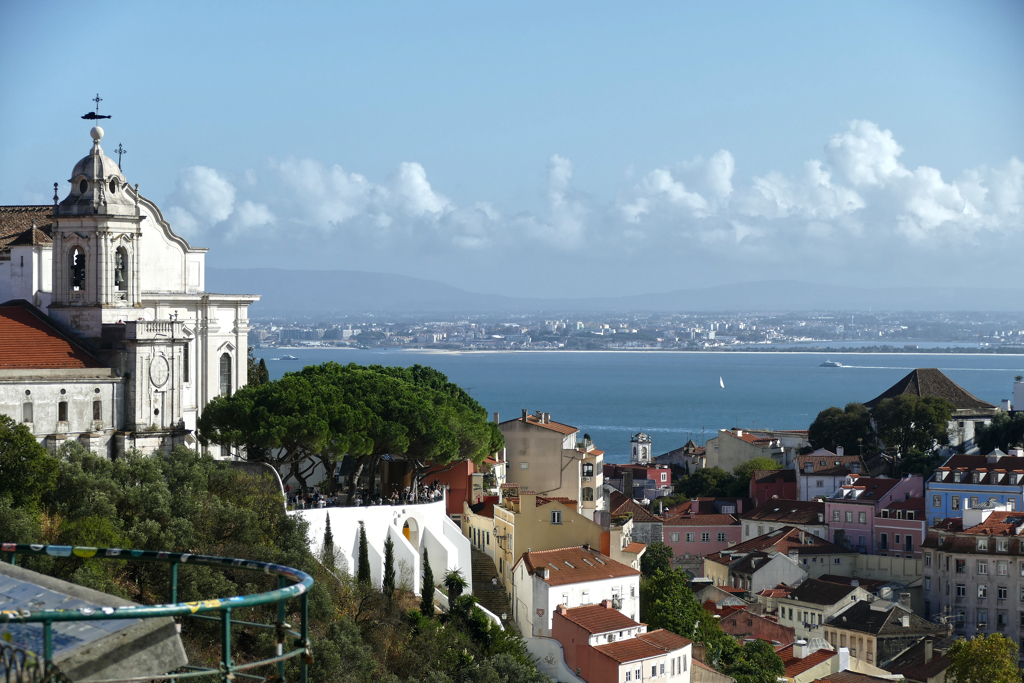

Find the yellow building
[[493, 484, 604, 592], [499, 410, 605, 520]]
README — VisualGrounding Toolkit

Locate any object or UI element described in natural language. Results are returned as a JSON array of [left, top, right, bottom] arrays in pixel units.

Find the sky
[[1, 1, 1022, 299]]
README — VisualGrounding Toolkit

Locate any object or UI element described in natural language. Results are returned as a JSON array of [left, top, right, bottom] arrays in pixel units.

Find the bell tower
[[49, 126, 142, 341], [631, 432, 652, 464]]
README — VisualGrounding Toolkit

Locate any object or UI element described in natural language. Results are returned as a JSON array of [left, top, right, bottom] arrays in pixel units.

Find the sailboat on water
[[719, 377, 724, 389]]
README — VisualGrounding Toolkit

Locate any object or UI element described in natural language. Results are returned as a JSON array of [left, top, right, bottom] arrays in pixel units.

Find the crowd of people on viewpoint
[[286, 480, 448, 509]]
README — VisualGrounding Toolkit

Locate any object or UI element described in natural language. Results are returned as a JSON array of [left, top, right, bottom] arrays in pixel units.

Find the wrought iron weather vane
[[81, 93, 111, 120]]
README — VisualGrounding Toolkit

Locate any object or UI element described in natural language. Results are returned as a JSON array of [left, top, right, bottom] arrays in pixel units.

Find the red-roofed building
[[750, 468, 798, 506], [552, 602, 693, 683], [705, 428, 786, 472], [715, 607, 795, 646], [499, 410, 605, 520], [825, 474, 924, 554], [513, 545, 641, 636], [662, 510, 741, 567]]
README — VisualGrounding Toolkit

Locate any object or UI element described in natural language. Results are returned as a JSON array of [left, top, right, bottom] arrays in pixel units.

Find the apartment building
[[776, 578, 873, 641], [922, 501, 1024, 659], [824, 474, 923, 554], [796, 450, 867, 502], [875, 497, 926, 560], [925, 451, 1024, 527], [740, 500, 827, 541]]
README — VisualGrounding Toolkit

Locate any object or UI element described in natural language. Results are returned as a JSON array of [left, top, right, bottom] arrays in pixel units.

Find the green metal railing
[[1, 543, 314, 683]]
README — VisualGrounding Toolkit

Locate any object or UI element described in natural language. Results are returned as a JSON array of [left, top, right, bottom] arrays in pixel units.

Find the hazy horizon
[[2, 2, 1021, 300]]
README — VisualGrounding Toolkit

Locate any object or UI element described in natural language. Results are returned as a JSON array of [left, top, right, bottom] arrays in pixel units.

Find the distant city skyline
[[1, 1, 1021, 299]]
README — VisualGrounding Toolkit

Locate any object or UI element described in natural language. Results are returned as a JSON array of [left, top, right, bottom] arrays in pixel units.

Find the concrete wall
[[293, 498, 470, 596]]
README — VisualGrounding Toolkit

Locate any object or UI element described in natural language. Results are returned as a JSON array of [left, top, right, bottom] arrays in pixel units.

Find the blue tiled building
[[925, 452, 1024, 526]]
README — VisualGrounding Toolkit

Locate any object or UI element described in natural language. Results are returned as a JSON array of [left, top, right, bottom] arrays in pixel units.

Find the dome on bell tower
[[58, 126, 137, 216]]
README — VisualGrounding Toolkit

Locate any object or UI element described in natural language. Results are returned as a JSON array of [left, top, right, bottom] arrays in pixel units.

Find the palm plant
[[443, 568, 468, 605]]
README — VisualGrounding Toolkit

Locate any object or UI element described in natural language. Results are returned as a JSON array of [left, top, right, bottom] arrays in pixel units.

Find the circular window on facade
[[79, 179, 88, 194], [109, 179, 117, 193]]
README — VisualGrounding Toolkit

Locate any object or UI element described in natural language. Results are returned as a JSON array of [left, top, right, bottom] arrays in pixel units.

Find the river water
[[254, 348, 1024, 464]]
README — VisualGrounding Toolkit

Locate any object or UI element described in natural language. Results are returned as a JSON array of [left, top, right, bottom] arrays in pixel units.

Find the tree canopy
[[0, 414, 58, 510], [728, 457, 781, 497], [946, 633, 1022, 683], [198, 362, 504, 495], [872, 395, 954, 457], [721, 639, 785, 683], [977, 411, 1024, 454], [640, 542, 673, 577], [807, 403, 874, 455]]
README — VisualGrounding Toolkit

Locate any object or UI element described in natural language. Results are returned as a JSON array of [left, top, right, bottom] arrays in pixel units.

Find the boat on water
[[281, 354, 299, 360], [819, 360, 844, 368]]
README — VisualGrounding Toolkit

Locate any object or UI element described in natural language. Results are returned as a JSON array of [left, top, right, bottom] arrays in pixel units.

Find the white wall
[[294, 499, 471, 596]]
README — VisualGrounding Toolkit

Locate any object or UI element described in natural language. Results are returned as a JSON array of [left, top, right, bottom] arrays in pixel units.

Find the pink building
[[662, 510, 741, 568], [874, 497, 926, 559], [552, 602, 693, 683], [824, 474, 924, 554]]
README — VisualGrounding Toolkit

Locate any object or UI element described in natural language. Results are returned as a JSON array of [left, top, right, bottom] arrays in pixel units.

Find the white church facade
[[0, 125, 258, 457]]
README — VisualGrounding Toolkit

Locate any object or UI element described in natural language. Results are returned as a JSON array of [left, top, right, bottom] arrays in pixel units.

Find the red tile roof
[[704, 526, 852, 566], [623, 542, 646, 555], [0, 206, 53, 253], [663, 513, 739, 527], [740, 500, 825, 524], [518, 546, 640, 586], [555, 603, 639, 634], [593, 638, 666, 663], [635, 629, 692, 652], [0, 302, 107, 369], [776, 643, 836, 677], [503, 414, 579, 435]]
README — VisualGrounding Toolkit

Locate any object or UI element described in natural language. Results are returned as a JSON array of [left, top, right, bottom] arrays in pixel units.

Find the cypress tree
[[357, 522, 371, 585], [382, 534, 396, 600], [420, 547, 434, 616], [322, 513, 335, 569]]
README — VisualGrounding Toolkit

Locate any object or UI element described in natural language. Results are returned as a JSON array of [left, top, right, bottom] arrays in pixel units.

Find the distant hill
[[206, 268, 1024, 315]]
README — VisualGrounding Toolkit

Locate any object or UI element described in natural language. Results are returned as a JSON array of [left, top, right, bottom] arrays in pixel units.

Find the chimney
[[924, 639, 934, 664], [583, 543, 590, 551], [600, 599, 612, 609], [494, 412, 499, 423], [736, 429, 743, 437], [898, 592, 911, 611], [544, 412, 551, 424], [557, 604, 568, 615], [788, 549, 800, 562], [836, 446, 844, 457], [851, 579, 859, 587], [838, 647, 850, 672], [793, 639, 807, 659], [522, 409, 528, 422]]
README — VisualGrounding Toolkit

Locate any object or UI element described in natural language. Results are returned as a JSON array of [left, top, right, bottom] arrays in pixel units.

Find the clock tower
[[630, 432, 652, 464]]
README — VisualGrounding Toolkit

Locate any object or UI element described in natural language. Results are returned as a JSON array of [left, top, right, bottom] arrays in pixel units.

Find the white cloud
[[393, 162, 450, 216], [826, 120, 908, 187]]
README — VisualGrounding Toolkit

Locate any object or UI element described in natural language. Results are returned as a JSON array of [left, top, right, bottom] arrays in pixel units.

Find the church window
[[219, 353, 232, 396], [183, 344, 190, 383], [114, 247, 128, 291], [93, 400, 102, 421], [69, 247, 86, 290], [582, 487, 594, 501], [109, 179, 117, 194], [22, 403, 32, 423], [79, 179, 88, 194], [58, 401, 68, 422]]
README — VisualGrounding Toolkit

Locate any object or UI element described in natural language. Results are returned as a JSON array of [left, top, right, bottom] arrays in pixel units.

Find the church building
[[0, 125, 258, 457]]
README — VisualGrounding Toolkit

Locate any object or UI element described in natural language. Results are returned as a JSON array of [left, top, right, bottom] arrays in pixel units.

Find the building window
[[973, 472, 981, 483], [520, 463, 528, 469], [670, 532, 680, 543], [718, 532, 727, 542], [952, 496, 960, 510], [906, 536, 913, 552], [979, 585, 988, 599], [686, 532, 695, 543], [183, 343, 190, 383], [634, 669, 641, 681], [978, 538, 989, 551], [978, 609, 988, 627], [69, 246, 86, 290], [651, 666, 657, 678], [956, 584, 966, 597], [880, 533, 888, 550], [22, 403, 32, 423], [925, 552, 932, 566], [219, 353, 232, 396], [817, 480, 824, 487], [701, 532, 710, 543], [859, 512, 867, 524], [582, 463, 594, 476], [92, 399, 101, 421], [999, 561, 1008, 576], [582, 487, 594, 501], [550, 511, 562, 525], [625, 671, 631, 682], [833, 557, 841, 564], [978, 561, 988, 575], [970, 497, 979, 508], [114, 246, 128, 291], [933, 495, 941, 508], [954, 472, 962, 483], [999, 586, 1008, 600], [845, 511, 853, 523], [998, 539, 1009, 552], [661, 472, 668, 482], [956, 559, 966, 573], [58, 401, 68, 422], [833, 510, 840, 522], [925, 577, 931, 590]]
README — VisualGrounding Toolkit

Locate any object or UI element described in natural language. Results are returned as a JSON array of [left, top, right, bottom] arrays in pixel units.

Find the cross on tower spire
[[92, 93, 102, 114], [114, 143, 127, 168], [81, 94, 111, 121]]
